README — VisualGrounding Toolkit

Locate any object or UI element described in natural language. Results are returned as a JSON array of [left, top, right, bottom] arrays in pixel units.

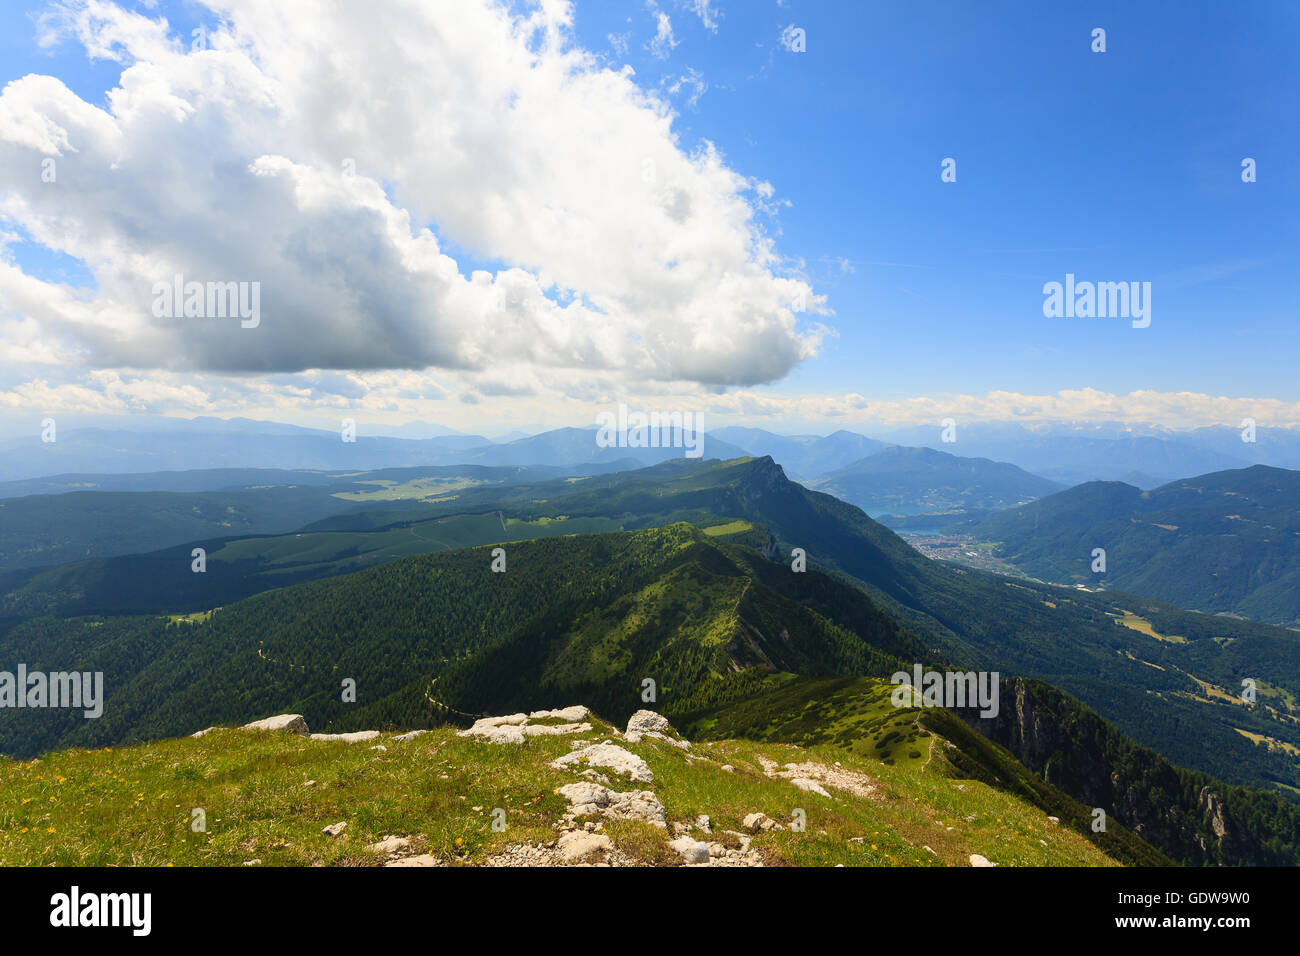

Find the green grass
[[702, 520, 754, 537], [167, 610, 215, 624], [0, 708, 1121, 867], [682, 674, 1169, 866], [330, 477, 483, 502]]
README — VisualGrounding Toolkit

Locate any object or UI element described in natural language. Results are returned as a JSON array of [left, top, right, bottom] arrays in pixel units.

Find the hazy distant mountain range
[[707, 427, 887, 479], [0, 423, 746, 481], [5, 416, 1297, 489]]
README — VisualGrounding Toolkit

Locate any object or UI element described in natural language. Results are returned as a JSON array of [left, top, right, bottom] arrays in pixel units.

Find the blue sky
[[0, 0, 1296, 432], [564, 0, 1299, 401]]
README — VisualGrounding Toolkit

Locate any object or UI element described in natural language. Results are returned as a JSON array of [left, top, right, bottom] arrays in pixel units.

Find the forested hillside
[[967, 465, 1300, 626], [0, 525, 932, 758]]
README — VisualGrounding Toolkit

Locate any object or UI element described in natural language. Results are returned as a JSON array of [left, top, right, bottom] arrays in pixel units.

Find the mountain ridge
[[967, 464, 1300, 625]]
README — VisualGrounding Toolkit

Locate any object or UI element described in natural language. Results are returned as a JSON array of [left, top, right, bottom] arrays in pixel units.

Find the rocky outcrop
[[626, 710, 671, 738], [668, 836, 710, 865], [742, 812, 783, 832], [556, 831, 614, 862], [523, 722, 591, 737], [552, 743, 653, 783], [460, 722, 525, 745], [392, 729, 430, 742], [624, 710, 690, 749], [557, 782, 666, 826], [366, 835, 412, 861], [530, 706, 590, 722], [459, 708, 592, 745], [240, 714, 309, 735]]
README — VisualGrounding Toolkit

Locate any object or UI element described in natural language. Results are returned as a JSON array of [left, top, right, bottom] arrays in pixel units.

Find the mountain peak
[[735, 455, 789, 493]]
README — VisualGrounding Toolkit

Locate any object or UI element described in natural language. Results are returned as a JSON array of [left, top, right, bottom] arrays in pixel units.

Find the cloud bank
[[0, 0, 823, 384]]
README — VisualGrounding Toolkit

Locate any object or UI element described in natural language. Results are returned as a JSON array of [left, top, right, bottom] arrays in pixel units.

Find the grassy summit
[[0, 702, 1128, 867]]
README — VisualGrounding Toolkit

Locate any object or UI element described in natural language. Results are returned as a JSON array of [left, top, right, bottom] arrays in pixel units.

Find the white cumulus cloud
[[0, 0, 823, 386]]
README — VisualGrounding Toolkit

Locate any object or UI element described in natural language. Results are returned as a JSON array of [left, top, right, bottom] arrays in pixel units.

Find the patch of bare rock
[[757, 755, 878, 799], [365, 835, 444, 867], [385, 854, 442, 867], [624, 709, 691, 749], [531, 706, 590, 722], [743, 812, 785, 833], [458, 707, 593, 745], [203, 713, 390, 742], [238, 713, 310, 735], [557, 782, 666, 826], [486, 833, 635, 867], [392, 729, 430, 742], [551, 742, 654, 783]]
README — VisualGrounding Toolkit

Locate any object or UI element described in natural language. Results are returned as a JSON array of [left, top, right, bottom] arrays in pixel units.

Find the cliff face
[[961, 676, 1261, 866]]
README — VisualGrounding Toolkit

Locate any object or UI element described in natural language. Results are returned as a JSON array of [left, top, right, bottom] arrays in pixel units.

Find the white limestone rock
[[625, 709, 671, 739], [241, 714, 309, 735], [743, 812, 783, 832], [522, 721, 592, 737], [528, 706, 590, 722], [551, 743, 653, 783], [458, 721, 526, 745], [366, 835, 411, 860], [789, 777, 832, 798], [624, 709, 690, 748], [556, 830, 613, 862], [668, 837, 710, 865], [556, 782, 666, 825], [480, 714, 528, 727], [392, 729, 430, 742]]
